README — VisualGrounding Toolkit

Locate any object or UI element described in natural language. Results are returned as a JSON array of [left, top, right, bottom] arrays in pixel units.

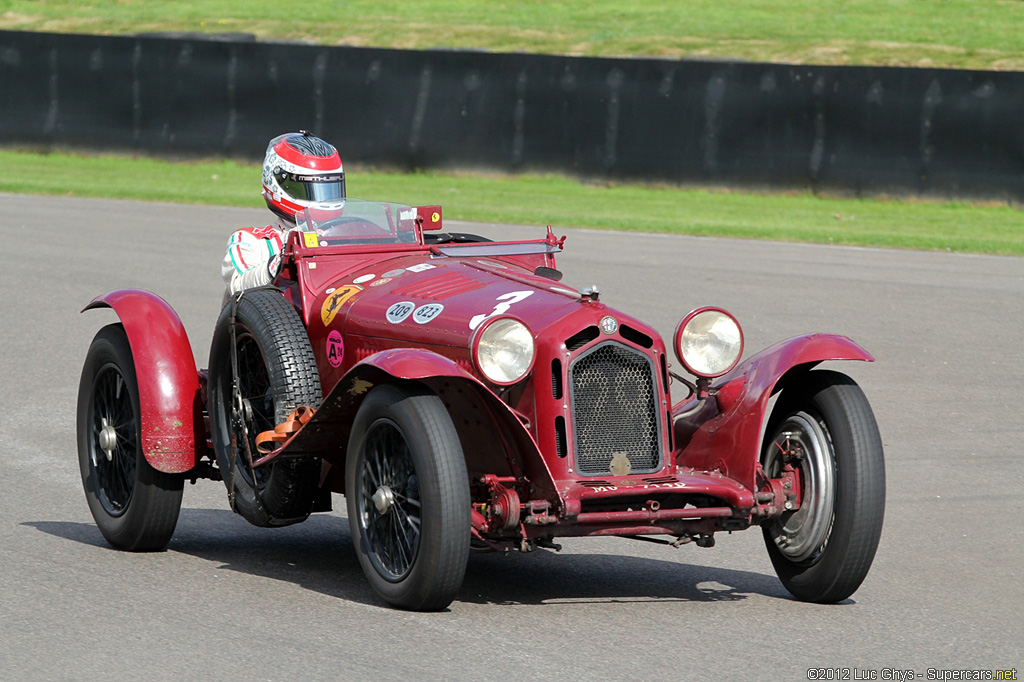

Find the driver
[[222, 130, 346, 294]]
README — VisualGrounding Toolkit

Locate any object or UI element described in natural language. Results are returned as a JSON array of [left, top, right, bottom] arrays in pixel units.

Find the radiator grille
[[569, 341, 661, 475]]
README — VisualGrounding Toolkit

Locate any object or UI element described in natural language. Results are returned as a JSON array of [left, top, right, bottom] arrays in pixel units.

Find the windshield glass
[[293, 199, 419, 245]]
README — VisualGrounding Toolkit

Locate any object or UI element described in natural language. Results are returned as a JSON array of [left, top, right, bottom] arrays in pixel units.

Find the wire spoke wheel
[[347, 384, 470, 611], [358, 419, 422, 580], [232, 332, 274, 488], [89, 366, 139, 515]]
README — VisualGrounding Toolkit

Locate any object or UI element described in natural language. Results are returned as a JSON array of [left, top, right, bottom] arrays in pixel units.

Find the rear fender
[[296, 348, 557, 498], [674, 334, 873, 491], [83, 290, 202, 474]]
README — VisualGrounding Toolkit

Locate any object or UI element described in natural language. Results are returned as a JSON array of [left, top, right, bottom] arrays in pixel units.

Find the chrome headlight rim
[[470, 316, 536, 386], [673, 306, 744, 378]]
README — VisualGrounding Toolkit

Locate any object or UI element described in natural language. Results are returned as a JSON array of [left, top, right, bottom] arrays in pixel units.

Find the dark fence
[[2, 29, 1022, 201]]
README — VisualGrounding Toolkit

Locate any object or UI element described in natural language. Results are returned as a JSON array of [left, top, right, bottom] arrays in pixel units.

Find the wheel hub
[[98, 417, 117, 461], [767, 413, 835, 562], [233, 393, 254, 425], [372, 486, 396, 514]]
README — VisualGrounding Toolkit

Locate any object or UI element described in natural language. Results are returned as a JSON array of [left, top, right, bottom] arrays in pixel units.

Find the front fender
[[83, 290, 201, 474], [674, 334, 873, 491], [281, 348, 557, 497]]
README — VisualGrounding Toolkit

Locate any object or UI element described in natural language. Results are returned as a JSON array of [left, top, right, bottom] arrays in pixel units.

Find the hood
[[315, 256, 588, 348]]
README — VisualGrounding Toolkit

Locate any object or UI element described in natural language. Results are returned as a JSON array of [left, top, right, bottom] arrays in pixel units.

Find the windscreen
[[293, 199, 420, 245], [434, 242, 561, 257]]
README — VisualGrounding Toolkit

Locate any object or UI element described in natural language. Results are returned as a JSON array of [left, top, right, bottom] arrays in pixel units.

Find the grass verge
[[1, 0, 1023, 70], [4, 149, 1021, 256]]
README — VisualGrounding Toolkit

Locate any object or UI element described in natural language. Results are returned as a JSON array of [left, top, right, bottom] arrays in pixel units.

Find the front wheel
[[77, 324, 184, 551], [762, 370, 885, 603], [346, 384, 470, 611]]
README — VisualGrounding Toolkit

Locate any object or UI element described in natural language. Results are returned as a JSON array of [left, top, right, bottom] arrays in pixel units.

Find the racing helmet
[[262, 131, 345, 222]]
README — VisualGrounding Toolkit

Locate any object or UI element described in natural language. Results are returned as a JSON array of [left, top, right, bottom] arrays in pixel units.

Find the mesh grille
[[569, 341, 661, 475]]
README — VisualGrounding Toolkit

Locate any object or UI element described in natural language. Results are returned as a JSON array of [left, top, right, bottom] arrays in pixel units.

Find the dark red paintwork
[[83, 290, 201, 474], [84, 203, 874, 547], [673, 333, 874, 495]]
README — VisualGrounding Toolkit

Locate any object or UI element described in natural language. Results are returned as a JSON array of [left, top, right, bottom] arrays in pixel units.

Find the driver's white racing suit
[[221, 224, 286, 294]]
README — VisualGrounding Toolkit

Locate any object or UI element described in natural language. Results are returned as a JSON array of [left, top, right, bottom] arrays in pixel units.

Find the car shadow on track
[[27, 508, 791, 609], [24, 509, 384, 608], [459, 549, 788, 606]]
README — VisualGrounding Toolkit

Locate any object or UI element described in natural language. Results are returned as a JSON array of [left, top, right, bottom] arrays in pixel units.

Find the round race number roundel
[[326, 330, 344, 367], [413, 304, 444, 324], [386, 301, 415, 324]]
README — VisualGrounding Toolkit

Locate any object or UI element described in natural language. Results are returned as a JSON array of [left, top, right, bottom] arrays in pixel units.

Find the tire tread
[[208, 289, 323, 527]]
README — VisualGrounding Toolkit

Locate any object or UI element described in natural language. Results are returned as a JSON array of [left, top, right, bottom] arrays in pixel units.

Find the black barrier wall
[[2, 29, 1022, 201]]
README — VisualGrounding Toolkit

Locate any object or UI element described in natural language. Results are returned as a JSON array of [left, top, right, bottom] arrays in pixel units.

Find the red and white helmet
[[262, 131, 345, 222]]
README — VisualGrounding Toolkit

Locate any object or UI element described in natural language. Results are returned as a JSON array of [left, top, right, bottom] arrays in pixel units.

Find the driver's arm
[[221, 226, 284, 294]]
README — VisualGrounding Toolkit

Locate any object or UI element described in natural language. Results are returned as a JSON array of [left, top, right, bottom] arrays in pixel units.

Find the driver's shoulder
[[228, 224, 283, 246], [235, 225, 280, 240]]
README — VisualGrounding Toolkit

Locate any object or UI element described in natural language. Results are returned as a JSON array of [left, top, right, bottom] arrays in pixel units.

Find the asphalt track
[[1, 193, 1020, 681]]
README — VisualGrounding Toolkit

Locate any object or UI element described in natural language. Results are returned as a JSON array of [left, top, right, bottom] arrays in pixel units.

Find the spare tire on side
[[208, 288, 323, 527]]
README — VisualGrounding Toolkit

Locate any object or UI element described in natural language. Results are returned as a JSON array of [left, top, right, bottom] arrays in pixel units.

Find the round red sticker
[[326, 330, 344, 368]]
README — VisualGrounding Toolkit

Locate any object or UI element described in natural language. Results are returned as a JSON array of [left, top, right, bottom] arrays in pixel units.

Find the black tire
[[761, 369, 885, 603], [77, 324, 184, 551], [346, 384, 470, 611], [208, 288, 323, 527]]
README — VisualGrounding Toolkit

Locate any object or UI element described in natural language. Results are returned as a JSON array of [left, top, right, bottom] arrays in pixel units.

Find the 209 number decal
[[469, 291, 534, 330], [386, 301, 416, 324]]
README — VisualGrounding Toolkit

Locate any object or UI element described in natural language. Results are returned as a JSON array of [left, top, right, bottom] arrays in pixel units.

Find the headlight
[[473, 317, 535, 385], [674, 307, 744, 378]]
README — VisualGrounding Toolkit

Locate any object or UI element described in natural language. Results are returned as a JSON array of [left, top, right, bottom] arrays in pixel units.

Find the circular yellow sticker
[[431, 212, 440, 223]]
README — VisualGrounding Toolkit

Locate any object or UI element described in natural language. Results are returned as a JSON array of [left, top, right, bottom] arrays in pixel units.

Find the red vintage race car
[[77, 199, 885, 611]]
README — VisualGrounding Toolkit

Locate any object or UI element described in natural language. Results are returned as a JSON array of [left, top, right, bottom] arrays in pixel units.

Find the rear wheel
[[346, 384, 470, 611], [762, 370, 885, 603], [77, 324, 183, 551], [208, 289, 323, 527]]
